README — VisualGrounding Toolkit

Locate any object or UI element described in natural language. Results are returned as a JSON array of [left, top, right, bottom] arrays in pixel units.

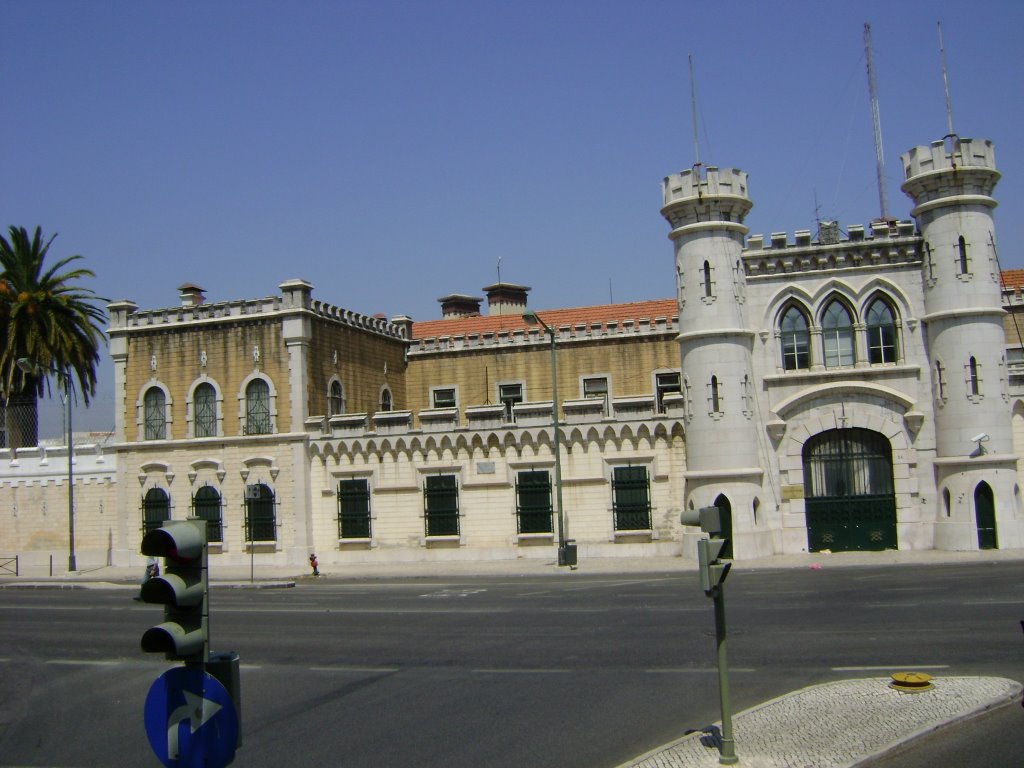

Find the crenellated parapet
[[743, 219, 921, 277], [901, 137, 1000, 212], [661, 166, 752, 231], [410, 313, 678, 354], [109, 289, 407, 341]]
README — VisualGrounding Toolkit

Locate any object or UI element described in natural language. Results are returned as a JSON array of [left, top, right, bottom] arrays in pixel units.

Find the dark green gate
[[803, 428, 897, 552]]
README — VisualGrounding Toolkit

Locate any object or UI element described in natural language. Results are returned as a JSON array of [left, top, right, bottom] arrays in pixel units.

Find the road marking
[[645, 667, 757, 674], [471, 668, 573, 674], [862, 603, 922, 608], [962, 599, 1024, 605], [831, 665, 950, 672], [309, 665, 399, 674], [46, 659, 122, 667]]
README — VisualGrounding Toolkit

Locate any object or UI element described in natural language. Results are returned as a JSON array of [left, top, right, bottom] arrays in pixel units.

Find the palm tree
[[0, 226, 107, 449]]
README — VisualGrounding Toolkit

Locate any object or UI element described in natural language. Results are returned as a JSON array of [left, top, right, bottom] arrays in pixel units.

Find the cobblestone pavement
[[615, 677, 1022, 768]]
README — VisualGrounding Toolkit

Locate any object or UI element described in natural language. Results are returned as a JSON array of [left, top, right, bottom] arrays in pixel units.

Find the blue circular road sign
[[144, 666, 239, 768]]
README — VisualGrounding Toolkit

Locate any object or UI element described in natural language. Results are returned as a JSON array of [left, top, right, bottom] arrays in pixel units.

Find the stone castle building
[[2, 133, 1022, 573]]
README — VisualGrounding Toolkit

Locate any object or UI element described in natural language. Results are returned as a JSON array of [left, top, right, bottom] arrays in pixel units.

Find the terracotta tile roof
[[411, 298, 678, 339], [1001, 270, 1024, 291]]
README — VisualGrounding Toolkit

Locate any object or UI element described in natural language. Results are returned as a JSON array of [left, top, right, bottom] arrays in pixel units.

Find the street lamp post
[[523, 311, 574, 567], [16, 358, 76, 572]]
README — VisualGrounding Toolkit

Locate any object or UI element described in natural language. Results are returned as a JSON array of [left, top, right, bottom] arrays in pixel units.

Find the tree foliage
[[0, 225, 107, 405]]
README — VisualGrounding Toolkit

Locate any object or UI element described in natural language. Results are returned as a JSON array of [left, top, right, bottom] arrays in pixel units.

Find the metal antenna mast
[[688, 54, 702, 169], [863, 22, 890, 221], [938, 21, 955, 137]]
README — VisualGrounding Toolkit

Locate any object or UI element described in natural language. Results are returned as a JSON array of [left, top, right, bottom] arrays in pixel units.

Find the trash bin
[[558, 540, 578, 567]]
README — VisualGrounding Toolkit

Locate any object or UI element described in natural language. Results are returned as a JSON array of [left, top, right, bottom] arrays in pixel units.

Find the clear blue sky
[[4, 0, 1022, 435]]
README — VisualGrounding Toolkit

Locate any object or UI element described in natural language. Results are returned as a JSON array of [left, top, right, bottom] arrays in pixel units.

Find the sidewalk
[[3, 546, 1023, 586], [615, 676, 1022, 768]]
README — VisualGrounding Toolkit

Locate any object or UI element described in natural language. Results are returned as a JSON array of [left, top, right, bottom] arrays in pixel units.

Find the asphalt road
[[1, 561, 1022, 767]]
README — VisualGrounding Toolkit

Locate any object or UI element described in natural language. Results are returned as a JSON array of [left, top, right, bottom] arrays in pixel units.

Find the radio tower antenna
[[863, 22, 890, 222], [688, 54, 702, 171], [938, 21, 956, 137]]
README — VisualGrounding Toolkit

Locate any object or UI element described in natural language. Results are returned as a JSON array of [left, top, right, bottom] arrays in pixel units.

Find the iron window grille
[[337, 478, 372, 539], [144, 387, 166, 440], [191, 484, 223, 543], [244, 483, 277, 541], [245, 379, 272, 435], [141, 487, 170, 535], [612, 466, 651, 531], [194, 382, 217, 438], [423, 474, 459, 537], [515, 471, 553, 534]]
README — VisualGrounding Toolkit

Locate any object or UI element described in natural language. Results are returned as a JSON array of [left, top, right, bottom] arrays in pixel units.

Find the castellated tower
[[661, 166, 764, 555], [902, 137, 1020, 549]]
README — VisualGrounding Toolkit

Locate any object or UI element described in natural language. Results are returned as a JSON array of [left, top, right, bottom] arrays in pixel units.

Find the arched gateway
[[802, 428, 897, 552]]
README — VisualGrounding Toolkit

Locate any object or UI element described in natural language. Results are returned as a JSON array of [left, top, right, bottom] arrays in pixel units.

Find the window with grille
[[866, 299, 898, 364], [338, 478, 371, 539], [192, 485, 223, 543], [244, 483, 276, 541], [515, 471, 553, 533], [144, 387, 166, 440], [780, 305, 810, 370], [245, 379, 271, 435], [194, 383, 217, 438], [142, 487, 170, 535], [423, 474, 459, 536], [612, 466, 651, 531]]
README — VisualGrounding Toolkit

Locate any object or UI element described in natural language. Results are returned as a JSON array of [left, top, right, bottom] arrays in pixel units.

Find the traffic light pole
[[712, 584, 737, 765]]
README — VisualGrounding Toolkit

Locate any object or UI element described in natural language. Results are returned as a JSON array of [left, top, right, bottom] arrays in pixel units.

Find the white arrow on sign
[[167, 689, 223, 760]]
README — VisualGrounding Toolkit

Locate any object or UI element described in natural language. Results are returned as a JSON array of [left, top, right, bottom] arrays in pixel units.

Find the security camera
[[972, 433, 989, 443]]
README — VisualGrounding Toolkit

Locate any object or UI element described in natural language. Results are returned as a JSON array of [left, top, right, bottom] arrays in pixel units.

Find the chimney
[[482, 282, 530, 316], [438, 294, 483, 318], [178, 283, 206, 307]]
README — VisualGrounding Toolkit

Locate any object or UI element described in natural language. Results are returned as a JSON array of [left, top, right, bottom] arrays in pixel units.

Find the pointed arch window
[[380, 386, 393, 412], [780, 305, 810, 370], [967, 356, 982, 398], [144, 387, 167, 440], [328, 380, 345, 417], [822, 300, 855, 368], [866, 298, 898, 364], [957, 235, 970, 275], [709, 375, 722, 414], [702, 260, 714, 298]]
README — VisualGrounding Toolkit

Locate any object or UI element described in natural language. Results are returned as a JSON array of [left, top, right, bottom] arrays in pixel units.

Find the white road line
[[309, 666, 399, 674], [46, 659, 122, 666], [962, 599, 1024, 605], [831, 665, 950, 672], [645, 668, 757, 674], [471, 668, 573, 674]]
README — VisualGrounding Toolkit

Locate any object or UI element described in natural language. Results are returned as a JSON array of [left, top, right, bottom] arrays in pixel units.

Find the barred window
[[193, 485, 223, 543], [194, 383, 216, 438], [245, 379, 272, 435], [338, 478, 371, 539], [144, 387, 166, 440]]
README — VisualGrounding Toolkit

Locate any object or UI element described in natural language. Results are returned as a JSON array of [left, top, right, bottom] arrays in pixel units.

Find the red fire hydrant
[[309, 553, 320, 577]]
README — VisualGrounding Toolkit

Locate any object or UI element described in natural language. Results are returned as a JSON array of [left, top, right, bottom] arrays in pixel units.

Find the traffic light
[[681, 505, 731, 596], [140, 519, 208, 663]]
